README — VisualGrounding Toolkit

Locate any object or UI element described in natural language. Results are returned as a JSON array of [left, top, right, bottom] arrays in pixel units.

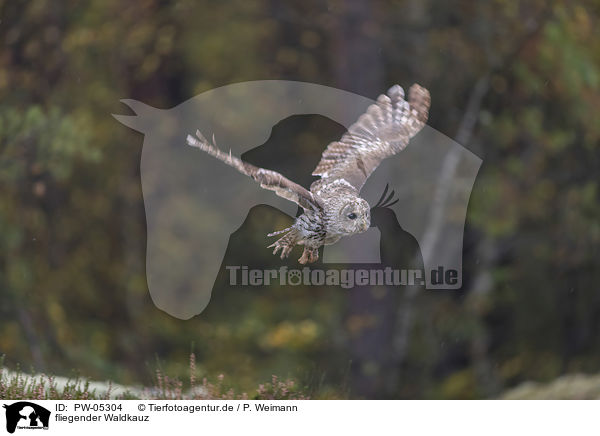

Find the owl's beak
[[360, 220, 369, 232]]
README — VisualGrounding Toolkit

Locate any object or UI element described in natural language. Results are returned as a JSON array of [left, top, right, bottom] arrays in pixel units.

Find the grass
[[0, 353, 309, 400]]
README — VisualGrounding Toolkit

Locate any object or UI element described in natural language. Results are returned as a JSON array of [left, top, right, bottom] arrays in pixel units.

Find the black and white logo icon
[[3, 402, 50, 434]]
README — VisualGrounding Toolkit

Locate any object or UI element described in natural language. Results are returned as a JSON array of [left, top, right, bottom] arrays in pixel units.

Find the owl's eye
[[347, 213, 357, 220]]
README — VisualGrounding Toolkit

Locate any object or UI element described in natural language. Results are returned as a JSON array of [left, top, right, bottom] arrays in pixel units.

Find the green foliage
[[0, 0, 599, 399]]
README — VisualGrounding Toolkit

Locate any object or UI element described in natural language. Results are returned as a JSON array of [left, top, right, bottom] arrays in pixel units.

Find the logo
[[114, 80, 481, 319], [3, 402, 50, 433]]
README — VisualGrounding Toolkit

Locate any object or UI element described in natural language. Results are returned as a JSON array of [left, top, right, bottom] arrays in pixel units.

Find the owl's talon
[[268, 240, 294, 259], [268, 228, 299, 261], [299, 247, 318, 264]]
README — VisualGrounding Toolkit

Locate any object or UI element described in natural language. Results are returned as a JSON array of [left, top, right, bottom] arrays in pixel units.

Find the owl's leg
[[267, 229, 299, 259], [298, 246, 319, 264]]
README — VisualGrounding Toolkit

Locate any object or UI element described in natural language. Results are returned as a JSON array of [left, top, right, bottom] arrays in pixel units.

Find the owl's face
[[335, 198, 371, 235]]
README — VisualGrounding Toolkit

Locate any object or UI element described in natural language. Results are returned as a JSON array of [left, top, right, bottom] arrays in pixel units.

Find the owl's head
[[334, 198, 371, 235]]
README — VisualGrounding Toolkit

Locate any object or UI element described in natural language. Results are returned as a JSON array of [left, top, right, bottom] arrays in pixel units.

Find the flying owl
[[186, 84, 430, 264]]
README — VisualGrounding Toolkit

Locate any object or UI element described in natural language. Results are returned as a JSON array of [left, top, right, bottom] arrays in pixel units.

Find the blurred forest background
[[1, 0, 599, 399]]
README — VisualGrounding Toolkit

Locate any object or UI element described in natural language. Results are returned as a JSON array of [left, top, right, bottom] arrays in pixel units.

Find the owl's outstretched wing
[[312, 84, 430, 192], [187, 131, 320, 211]]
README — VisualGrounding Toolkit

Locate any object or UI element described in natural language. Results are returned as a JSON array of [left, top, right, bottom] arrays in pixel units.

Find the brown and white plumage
[[187, 84, 430, 264]]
